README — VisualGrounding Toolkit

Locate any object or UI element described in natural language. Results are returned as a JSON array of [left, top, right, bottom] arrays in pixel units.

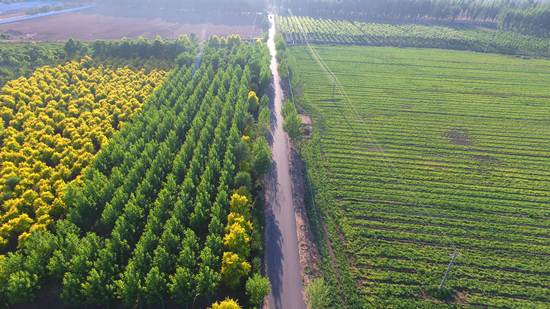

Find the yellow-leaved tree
[[0, 56, 169, 249], [221, 193, 253, 288], [209, 297, 242, 309]]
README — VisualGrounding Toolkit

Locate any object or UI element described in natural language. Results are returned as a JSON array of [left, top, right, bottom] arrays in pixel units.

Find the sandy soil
[[0, 6, 265, 41]]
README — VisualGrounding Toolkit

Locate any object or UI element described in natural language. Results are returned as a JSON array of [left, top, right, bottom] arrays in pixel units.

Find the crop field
[[0, 6, 264, 41], [291, 45, 550, 308], [278, 15, 550, 55]]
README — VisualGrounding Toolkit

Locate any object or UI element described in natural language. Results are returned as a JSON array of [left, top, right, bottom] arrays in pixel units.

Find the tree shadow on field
[[81, 6, 257, 27]]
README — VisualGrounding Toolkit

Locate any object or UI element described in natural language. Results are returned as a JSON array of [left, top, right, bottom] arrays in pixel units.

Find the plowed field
[[0, 6, 264, 41]]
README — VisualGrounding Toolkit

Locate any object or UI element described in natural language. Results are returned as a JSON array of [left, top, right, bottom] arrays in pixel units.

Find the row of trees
[[24, 3, 67, 15], [275, 35, 304, 139], [0, 42, 66, 87], [0, 35, 196, 90], [65, 35, 197, 60], [277, 0, 550, 36], [499, 5, 550, 36], [0, 36, 273, 308]]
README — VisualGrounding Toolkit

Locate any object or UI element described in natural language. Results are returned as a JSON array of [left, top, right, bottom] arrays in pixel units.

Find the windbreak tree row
[[277, 15, 550, 55], [277, 0, 550, 36], [0, 37, 273, 308]]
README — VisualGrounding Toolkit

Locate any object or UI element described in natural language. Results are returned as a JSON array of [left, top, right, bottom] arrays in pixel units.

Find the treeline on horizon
[[276, 0, 550, 36], [2, 0, 548, 35]]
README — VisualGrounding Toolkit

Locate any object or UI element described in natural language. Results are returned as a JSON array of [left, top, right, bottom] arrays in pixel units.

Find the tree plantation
[[0, 57, 169, 250], [0, 35, 273, 308]]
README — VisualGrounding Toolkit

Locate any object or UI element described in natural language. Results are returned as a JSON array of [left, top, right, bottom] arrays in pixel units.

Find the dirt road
[[264, 13, 306, 309]]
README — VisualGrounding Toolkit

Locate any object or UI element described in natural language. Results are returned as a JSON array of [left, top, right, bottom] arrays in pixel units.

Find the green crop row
[[288, 44, 550, 307]]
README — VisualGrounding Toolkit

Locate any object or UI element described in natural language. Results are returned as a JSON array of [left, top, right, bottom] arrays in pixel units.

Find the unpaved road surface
[[264, 13, 306, 309]]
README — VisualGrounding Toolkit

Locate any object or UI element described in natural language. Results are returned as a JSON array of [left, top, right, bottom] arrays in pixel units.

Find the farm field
[[278, 15, 550, 55], [0, 6, 265, 41], [291, 45, 550, 308]]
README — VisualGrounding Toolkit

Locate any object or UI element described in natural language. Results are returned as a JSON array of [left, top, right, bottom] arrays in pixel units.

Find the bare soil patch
[[444, 128, 472, 146], [299, 111, 312, 138], [0, 6, 264, 41]]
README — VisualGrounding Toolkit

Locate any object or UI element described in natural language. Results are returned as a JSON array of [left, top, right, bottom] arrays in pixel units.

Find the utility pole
[[332, 79, 336, 102], [439, 250, 459, 290], [96, 15, 102, 33]]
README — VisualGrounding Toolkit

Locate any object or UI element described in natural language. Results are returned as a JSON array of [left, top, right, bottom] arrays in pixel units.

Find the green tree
[[178, 228, 199, 269], [176, 52, 195, 67], [82, 268, 113, 307], [278, 60, 289, 78], [208, 35, 220, 48], [252, 136, 272, 176], [7, 270, 40, 308], [283, 109, 303, 140], [234, 171, 251, 191], [196, 265, 220, 300], [246, 273, 271, 307], [275, 37, 287, 54], [260, 95, 269, 109], [0, 253, 23, 306], [305, 278, 330, 309], [116, 262, 143, 308], [144, 266, 167, 308], [189, 32, 199, 45], [168, 267, 195, 305], [255, 106, 270, 138], [281, 100, 295, 119], [64, 38, 84, 57]]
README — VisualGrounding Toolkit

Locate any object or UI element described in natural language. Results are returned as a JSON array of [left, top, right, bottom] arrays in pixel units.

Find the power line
[[283, 13, 518, 306], [288, 8, 459, 252]]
